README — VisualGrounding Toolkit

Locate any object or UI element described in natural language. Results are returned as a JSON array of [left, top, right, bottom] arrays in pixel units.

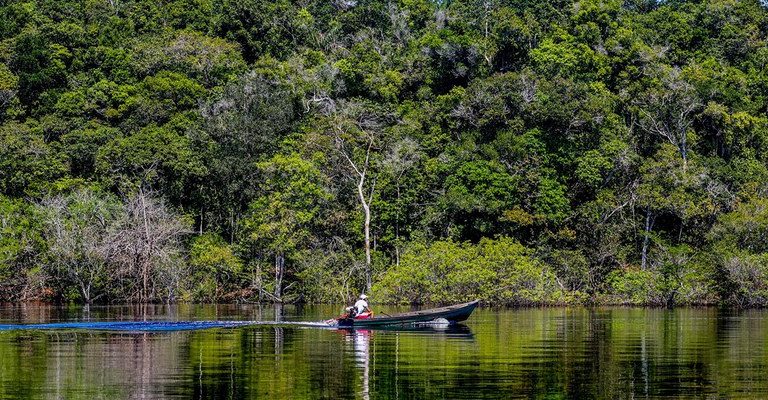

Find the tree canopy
[[1, 0, 768, 306]]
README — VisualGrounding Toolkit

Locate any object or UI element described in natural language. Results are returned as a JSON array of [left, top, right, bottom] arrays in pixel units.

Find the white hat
[[359, 294, 368, 299]]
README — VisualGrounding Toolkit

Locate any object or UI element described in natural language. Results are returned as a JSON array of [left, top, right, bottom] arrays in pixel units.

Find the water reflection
[[0, 306, 767, 399], [344, 330, 371, 400], [341, 324, 475, 400]]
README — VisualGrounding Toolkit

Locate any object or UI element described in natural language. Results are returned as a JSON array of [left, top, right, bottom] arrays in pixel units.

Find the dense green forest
[[0, 0, 767, 306]]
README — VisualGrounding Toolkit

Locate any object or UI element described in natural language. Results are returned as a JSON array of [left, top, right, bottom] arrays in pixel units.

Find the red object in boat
[[324, 310, 374, 325], [354, 312, 373, 320]]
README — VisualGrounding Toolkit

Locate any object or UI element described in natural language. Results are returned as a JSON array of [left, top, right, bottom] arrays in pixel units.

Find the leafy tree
[[0, 63, 20, 121], [317, 100, 392, 292], [132, 31, 246, 88], [0, 195, 44, 300], [374, 237, 562, 305], [636, 145, 725, 268], [118, 71, 206, 129], [635, 67, 702, 169], [195, 69, 301, 235], [215, 0, 305, 62], [709, 196, 768, 307], [95, 124, 205, 203], [60, 123, 120, 178], [0, 121, 68, 197], [241, 153, 330, 301], [188, 232, 244, 302], [441, 160, 518, 238], [376, 137, 424, 265], [9, 29, 69, 111]]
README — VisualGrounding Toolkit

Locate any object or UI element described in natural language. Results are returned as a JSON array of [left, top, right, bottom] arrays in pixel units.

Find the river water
[[0, 304, 765, 399]]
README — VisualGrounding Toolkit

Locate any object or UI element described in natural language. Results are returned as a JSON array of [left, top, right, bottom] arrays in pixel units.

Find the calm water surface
[[0, 305, 765, 399]]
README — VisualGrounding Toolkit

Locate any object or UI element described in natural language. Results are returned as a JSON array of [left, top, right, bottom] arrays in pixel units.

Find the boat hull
[[336, 300, 479, 327]]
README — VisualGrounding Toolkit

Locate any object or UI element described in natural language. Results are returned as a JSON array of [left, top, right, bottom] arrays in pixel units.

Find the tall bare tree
[[324, 101, 389, 292], [41, 189, 120, 303], [106, 189, 188, 303]]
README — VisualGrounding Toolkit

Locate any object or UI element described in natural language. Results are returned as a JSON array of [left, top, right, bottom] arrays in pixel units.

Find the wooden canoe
[[336, 300, 479, 327]]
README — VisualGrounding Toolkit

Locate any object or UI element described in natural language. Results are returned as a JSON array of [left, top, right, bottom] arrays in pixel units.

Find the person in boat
[[324, 294, 372, 324], [352, 294, 370, 317]]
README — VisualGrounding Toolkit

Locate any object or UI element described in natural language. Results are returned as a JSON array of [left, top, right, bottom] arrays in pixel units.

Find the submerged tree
[[105, 189, 188, 303], [40, 189, 121, 303]]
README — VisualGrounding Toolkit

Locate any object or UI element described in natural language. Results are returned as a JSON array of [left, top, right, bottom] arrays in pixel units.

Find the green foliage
[[575, 150, 612, 189], [0, 62, 20, 120], [132, 31, 246, 87], [188, 232, 244, 302], [447, 162, 513, 211], [95, 124, 205, 201], [195, 69, 301, 226], [215, 0, 307, 62], [243, 153, 329, 253], [120, 71, 206, 127], [0, 121, 68, 197], [0, 195, 44, 295], [606, 267, 658, 305], [606, 259, 715, 307], [293, 247, 367, 304], [709, 196, 768, 307], [0, 0, 767, 305], [60, 124, 120, 177], [240, 153, 331, 299], [10, 29, 69, 108], [374, 237, 562, 305], [531, 33, 610, 80]]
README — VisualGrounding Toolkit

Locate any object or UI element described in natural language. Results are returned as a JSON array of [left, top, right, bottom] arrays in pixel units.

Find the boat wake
[[0, 320, 335, 332], [0, 301, 479, 332]]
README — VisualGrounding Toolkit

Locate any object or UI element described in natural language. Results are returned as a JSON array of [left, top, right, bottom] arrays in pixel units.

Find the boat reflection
[[345, 329, 372, 400], [338, 323, 474, 338], [340, 324, 474, 400]]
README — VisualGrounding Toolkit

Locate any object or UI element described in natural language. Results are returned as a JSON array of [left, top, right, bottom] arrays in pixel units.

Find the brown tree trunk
[[142, 257, 150, 303]]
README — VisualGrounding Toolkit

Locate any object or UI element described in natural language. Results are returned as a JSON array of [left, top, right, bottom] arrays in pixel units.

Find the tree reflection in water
[[0, 305, 767, 399]]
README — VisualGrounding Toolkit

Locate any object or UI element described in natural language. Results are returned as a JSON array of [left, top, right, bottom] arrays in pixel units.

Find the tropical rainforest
[[1, 0, 767, 306]]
